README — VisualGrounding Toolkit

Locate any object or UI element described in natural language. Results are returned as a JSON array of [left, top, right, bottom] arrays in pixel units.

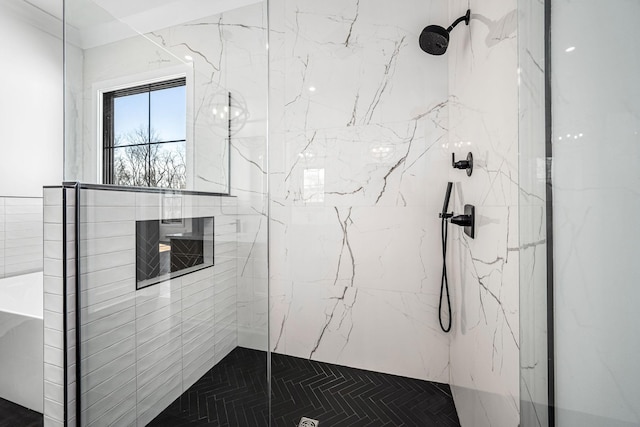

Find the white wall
[[0, 0, 63, 197], [0, 197, 43, 278], [220, 3, 269, 351], [553, 1, 640, 425], [268, 0, 452, 384], [447, 1, 520, 426]]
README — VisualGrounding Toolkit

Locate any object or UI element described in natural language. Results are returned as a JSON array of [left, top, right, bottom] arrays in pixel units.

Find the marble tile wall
[[268, 0, 452, 383], [446, 1, 520, 426], [0, 197, 43, 279], [221, 4, 269, 352], [43, 187, 237, 426]]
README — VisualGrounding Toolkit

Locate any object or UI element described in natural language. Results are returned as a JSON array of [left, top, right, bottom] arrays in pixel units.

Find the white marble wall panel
[[45, 187, 237, 426], [279, 121, 447, 208], [143, 18, 229, 193], [270, 279, 450, 383], [268, 0, 452, 384], [447, 0, 520, 426], [276, 0, 448, 132], [221, 3, 269, 352], [0, 197, 43, 278]]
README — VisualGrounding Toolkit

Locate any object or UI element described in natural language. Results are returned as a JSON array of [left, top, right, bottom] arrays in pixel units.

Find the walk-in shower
[[2, 0, 638, 426]]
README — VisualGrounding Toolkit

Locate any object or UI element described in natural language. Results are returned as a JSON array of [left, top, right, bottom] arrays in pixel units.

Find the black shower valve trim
[[451, 205, 475, 239], [452, 152, 473, 176]]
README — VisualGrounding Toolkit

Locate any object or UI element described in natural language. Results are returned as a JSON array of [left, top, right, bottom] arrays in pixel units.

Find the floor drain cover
[[298, 417, 319, 427]]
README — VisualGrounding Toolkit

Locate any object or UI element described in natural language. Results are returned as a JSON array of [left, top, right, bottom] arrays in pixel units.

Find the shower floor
[[150, 347, 460, 426], [0, 398, 42, 427]]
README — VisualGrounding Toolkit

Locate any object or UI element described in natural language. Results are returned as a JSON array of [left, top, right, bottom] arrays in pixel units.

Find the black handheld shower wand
[[438, 183, 453, 332], [440, 182, 453, 219], [438, 182, 476, 333]]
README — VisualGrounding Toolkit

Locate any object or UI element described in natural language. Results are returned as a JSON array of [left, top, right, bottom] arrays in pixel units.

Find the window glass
[[104, 78, 186, 188], [148, 141, 186, 189], [150, 85, 186, 143], [113, 146, 149, 187], [113, 92, 149, 146]]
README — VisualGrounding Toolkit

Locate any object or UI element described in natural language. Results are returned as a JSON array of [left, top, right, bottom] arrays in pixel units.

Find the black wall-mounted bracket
[[452, 152, 473, 176], [450, 204, 475, 238]]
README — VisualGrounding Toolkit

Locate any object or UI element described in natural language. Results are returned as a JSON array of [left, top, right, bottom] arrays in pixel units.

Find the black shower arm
[[446, 9, 471, 32]]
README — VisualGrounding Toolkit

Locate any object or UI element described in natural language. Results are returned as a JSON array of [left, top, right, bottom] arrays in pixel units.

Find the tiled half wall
[[42, 185, 238, 427]]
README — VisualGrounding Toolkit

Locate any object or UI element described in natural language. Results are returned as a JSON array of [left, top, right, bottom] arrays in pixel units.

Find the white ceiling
[[23, 0, 61, 18], [22, 0, 262, 49], [97, 0, 179, 19]]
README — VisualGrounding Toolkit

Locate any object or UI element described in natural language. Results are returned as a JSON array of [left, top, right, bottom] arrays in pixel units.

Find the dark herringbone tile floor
[[150, 347, 460, 427], [0, 398, 42, 427]]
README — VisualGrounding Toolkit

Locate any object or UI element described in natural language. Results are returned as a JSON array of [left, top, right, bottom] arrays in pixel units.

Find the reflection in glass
[[136, 216, 214, 289], [303, 168, 325, 203]]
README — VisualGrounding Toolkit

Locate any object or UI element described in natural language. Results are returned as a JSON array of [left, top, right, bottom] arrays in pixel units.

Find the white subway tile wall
[[0, 196, 44, 278], [43, 187, 237, 426], [43, 187, 77, 427]]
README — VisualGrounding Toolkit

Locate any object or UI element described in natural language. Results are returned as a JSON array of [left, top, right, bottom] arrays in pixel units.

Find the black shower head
[[419, 9, 470, 56], [419, 25, 450, 55]]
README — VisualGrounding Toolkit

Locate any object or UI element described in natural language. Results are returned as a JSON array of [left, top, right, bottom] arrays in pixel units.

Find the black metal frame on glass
[[102, 77, 187, 188]]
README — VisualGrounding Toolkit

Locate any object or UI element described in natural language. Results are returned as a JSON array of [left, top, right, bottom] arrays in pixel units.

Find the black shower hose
[[439, 216, 452, 332]]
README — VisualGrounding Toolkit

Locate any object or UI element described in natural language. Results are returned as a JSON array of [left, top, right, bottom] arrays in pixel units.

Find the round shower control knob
[[452, 152, 473, 176]]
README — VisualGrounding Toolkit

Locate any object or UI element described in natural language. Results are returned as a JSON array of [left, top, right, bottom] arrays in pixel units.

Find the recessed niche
[[136, 216, 214, 289]]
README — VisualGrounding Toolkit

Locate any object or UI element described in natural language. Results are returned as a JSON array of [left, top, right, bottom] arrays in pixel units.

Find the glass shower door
[[551, 1, 640, 425], [58, 0, 270, 425], [519, 1, 640, 426]]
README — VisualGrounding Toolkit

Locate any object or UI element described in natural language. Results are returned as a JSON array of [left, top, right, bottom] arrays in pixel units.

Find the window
[[103, 77, 187, 188]]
